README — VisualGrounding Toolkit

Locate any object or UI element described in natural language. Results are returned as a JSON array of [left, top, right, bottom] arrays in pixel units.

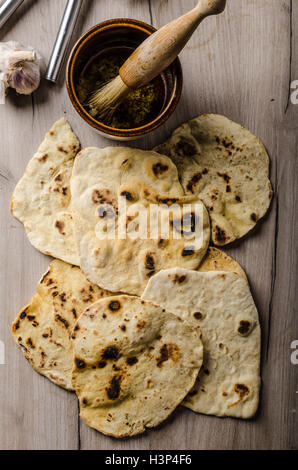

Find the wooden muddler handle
[[119, 0, 226, 89]]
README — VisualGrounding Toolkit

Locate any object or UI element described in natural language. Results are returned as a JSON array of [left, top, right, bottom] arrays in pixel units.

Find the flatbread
[[11, 118, 80, 265], [198, 247, 246, 280], [70, 147, 210, 295], [142, 269, 260, 419], [155, 114, 273, 246], [71, 295, 203, 437], [11, 259, 112, 390]]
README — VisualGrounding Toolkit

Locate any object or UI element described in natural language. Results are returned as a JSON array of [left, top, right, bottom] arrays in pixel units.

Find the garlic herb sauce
[[77, 50, 165, 129]]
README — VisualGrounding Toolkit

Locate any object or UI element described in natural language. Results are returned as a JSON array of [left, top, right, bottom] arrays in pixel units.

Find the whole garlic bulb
[[8, 60, 40, 95], [0, 41, 42, 103]]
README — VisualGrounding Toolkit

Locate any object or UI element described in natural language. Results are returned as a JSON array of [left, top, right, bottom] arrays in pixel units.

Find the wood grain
[[0, 0, 297, 450]]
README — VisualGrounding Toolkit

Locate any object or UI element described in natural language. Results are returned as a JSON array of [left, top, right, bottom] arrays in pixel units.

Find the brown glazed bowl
[[66, 19, 183, 140]]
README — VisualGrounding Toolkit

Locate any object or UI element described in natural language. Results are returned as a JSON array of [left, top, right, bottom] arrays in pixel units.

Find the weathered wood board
[[0, 0, 297, 450]]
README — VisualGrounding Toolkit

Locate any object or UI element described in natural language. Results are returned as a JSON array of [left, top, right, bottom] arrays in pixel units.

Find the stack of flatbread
[[11, 115, 272, 437]]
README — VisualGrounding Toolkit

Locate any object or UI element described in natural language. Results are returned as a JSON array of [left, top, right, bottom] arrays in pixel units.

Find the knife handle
[[45, 0, 83, 83], [0, 0, 25, 29]]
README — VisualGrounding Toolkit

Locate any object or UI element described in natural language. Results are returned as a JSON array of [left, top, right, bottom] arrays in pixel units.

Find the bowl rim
[[66, 18, 183, 137]]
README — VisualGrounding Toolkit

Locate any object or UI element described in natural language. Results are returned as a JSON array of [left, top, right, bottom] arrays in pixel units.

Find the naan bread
[[71, 147, 210, 295], [142, 269, 260, 419], [198, 247, 246, 280], [11, 118, 80, 265], [11, 259, 112, 390], [155, 114, 273, 246], [71, 295, 203, 437]]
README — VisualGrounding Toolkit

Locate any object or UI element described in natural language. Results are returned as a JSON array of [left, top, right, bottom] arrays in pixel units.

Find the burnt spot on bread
[[37, 153, 48, 162], [57, 145, 68, 154], [158, 238, 166, 247], [92, 189, 111, 204], [250, 213, 258, 222], [146, 270, 155, 278], [27, 315, 35, 322], [75, 358, 86, 369], [235, 195, 241, 202], [152, 162, 169, 176], [20, 311, 27, 320], [102, 346, 119, 360], [81, 398, 88, 406], [237, 320, 252, 336], [182, 212, 197, 234], [214, 226, 226, 244], [62, 187, 67, 196], [108, 300, 121, 312], [227, 383, 250, 409], [55, 314, 69, 329], [98, 205, 115, 219], [59, 293, 66, 302], [156, 343, 179, 368], [26, 338, 35, 349], [234, 383, 249, 399], [137, 320, 146, 329], [217, 172, 231, 183], [106, 375, 122, 400], [216, 137, 234, 149], [120, 325, 126, 332], [72, 308, 77, 319], [182, 246, 195, 257], [126, 356, 138, 366], [173, 274, 187, 284], [55, 220, 65, 235], [186, 173, 202, 193], [145, 253, 155, 272], [13, 320, 20, 331], [175, 138, 196, 157], [120, 191, 134, 201], [54, 174, 62, 182], [156, 196, 178, 205], [193, 312, 203, 320], [98, 361, 107, 368], [202, 168, 208, 175], [79, 288, 93, 303], [226, 185, 231, 193]]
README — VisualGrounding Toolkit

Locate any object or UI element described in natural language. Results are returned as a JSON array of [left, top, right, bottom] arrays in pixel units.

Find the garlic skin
[[0, 41, 42, 103]]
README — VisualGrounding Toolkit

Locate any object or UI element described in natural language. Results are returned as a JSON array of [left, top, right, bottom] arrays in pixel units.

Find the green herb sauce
[[77, 50, 164, 129]]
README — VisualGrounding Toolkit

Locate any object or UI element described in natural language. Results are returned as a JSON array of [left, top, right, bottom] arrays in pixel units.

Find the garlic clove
[[8, 61, 40, 95]]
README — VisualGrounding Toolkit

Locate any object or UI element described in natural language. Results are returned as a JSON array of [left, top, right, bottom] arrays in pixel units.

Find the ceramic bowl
[[66, 18, 183, 141]]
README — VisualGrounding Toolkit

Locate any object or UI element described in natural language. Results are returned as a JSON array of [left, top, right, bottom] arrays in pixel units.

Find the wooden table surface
[[0, 0, 297, 450]]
